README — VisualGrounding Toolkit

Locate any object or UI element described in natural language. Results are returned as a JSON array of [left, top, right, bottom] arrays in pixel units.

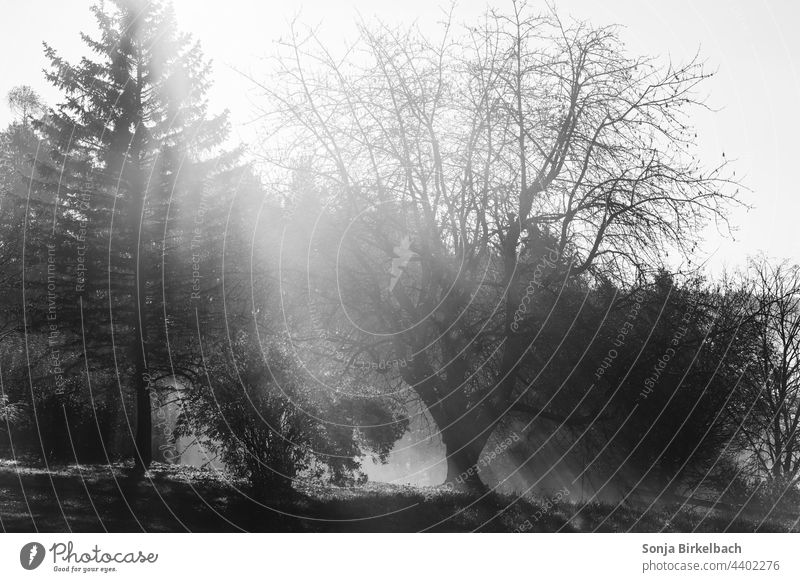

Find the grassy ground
[[0, 460, 796, 532]]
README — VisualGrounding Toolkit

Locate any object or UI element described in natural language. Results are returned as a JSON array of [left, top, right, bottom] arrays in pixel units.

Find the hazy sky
[[1, 0, 798, 275]]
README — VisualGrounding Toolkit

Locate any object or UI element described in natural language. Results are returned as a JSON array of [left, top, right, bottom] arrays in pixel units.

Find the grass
[[0, 460, 796, 532]]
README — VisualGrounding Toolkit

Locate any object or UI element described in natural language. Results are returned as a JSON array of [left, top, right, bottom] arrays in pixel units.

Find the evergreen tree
[[35, 0, 234, 473]]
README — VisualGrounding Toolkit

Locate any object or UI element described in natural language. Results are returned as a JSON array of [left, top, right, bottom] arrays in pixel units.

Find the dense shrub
[[175, 331, 408, 494]]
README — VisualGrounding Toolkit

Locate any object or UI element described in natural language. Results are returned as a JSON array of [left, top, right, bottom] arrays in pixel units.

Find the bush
[[176, 331, 407, 495], [2, 384, 120, 464]]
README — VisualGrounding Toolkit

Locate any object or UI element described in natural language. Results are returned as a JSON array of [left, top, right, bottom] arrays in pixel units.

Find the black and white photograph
[[0, 0, 799, 577]]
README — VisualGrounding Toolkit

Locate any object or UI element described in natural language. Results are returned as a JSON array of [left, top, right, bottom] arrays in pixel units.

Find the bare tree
[[738, 258, 800, 490], [6, 85, 42, 131], [257, 3, 738, 489]]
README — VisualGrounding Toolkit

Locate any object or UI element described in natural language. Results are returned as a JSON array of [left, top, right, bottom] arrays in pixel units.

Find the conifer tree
[[37, 0, 234, 474]]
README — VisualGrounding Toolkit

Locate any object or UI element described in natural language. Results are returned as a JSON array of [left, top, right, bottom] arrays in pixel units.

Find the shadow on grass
[[0, 461, 796, 532]]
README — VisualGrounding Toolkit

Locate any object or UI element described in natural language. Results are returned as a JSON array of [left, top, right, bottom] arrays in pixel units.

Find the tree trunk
[[443, 438, 486, 491], [439, 411, 494, 492], [131, 337, 151, 475], [403, 355, 495, 492], [130, 184, 152, 475], [129, 122, 151, 476]]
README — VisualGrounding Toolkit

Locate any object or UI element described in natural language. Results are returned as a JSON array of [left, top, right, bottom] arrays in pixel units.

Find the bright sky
[[1, 0, 798, 274]]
